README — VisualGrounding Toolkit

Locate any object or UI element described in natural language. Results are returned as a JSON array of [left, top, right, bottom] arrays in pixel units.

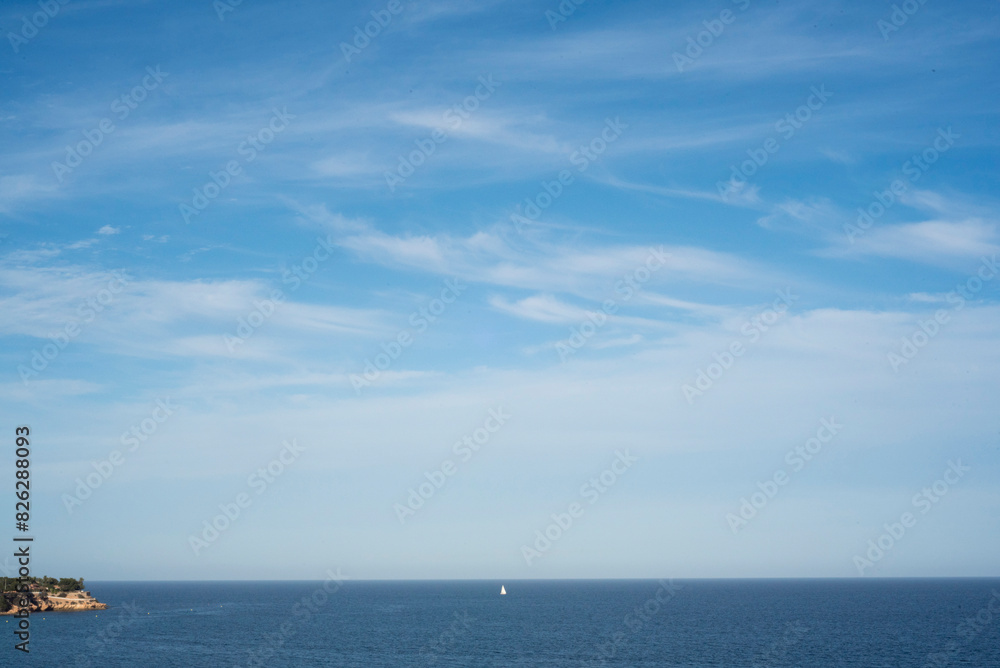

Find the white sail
[[500, 585, 506, 595]]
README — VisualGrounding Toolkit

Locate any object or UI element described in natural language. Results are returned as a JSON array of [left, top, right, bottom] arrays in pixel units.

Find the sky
[[0, 0, 998, 581]]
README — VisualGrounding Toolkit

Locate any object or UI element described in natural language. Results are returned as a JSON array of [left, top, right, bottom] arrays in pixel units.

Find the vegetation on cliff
[[0, 577, 100, 613], [1, 576, 84, 593]]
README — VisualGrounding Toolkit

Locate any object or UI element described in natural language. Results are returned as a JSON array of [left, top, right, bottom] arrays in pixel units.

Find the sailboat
[[500, 585, 506, 595]]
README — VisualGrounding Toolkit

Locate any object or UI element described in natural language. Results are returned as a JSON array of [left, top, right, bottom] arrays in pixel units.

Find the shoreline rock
[[0, 589, 108, 615]]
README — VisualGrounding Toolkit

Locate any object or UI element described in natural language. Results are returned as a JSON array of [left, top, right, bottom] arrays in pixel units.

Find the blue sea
[[15, 579, 1000, 667]]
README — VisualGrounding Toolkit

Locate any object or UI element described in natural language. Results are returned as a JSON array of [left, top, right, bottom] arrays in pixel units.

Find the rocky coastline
[[1, 588, 108, 615]]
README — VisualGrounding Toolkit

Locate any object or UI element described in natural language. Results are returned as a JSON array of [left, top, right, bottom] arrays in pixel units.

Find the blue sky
[[1, 0, 998, 580]]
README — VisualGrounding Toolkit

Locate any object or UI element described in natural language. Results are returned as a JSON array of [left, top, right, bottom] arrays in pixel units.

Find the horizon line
[[80, 576, 1000, 582]]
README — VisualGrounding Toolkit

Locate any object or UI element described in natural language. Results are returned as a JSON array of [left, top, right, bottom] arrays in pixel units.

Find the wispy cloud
[[829, 219, 999, 265], [0, 174, 57, 214], [330, 218, 778, 297]]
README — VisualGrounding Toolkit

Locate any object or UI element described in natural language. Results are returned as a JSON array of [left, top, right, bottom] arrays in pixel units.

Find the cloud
[[756, 198, 840, 235], [635, 292, 732, 318], [0, 379, 102, 400], [312, 152, 380, 178], [388, 109, 566, 155], [907, 292, 949, 304], [488, 293, 585, 324], [596, 175, 727, 205], [287, 200, 369, 233], [591, 333, 642, 350], [333, 221, 777, 298], [835, 219, 999, 265], [0, 174, 56, 214], [0, 254, 390, 360], [98, 225, 120, 235]]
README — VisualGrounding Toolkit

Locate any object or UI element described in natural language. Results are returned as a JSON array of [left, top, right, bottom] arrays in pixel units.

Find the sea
[[15, 579, 1000, 667]]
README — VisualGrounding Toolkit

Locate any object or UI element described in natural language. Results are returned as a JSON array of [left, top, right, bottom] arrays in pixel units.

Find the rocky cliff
[[1, 589, 107, 614]]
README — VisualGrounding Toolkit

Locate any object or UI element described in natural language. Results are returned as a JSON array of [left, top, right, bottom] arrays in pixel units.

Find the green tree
[[58, 578, 82, 592]]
